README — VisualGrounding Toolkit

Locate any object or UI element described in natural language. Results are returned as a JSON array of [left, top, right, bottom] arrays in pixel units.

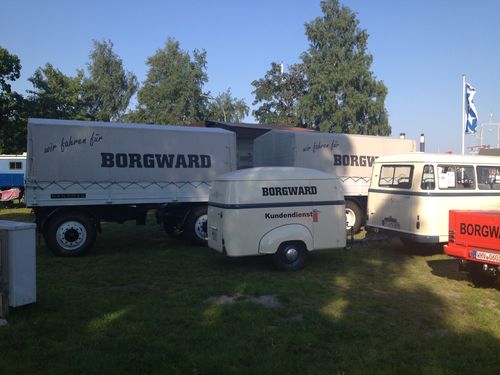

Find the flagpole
[[462, 74, 465, 155]]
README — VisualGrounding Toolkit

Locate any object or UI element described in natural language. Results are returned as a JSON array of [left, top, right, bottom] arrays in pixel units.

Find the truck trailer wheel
[[273, 242, 307, 271], [345, 201, 362, 234], [43, 212, 96, 256], [183, 206, 208, 245]]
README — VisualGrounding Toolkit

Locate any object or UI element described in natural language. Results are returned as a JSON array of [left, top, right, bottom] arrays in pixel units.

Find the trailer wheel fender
[[258, 224, 313, 255]]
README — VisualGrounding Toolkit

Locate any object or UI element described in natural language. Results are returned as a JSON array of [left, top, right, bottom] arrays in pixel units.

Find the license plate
[[473, 250, 500, 265]]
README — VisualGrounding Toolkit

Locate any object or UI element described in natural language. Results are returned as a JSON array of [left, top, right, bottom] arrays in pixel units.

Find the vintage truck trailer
[[25, 118, 237, 256], [444, 210, 499, 286], [253, 130, 416, 232], [207, 167, 346, 271]]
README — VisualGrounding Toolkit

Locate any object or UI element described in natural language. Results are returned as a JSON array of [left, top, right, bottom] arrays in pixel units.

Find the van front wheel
[[273, 242, 307, 271]]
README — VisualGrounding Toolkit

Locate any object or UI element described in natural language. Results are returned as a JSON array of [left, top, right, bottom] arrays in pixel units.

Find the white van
[[366, 153, 500, 245], [207, 167, 346, 270]]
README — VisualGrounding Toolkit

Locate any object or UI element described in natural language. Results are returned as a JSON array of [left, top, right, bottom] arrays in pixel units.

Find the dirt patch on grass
[[437, 289, 462, 299], [478, 299, 498, 309], [207, 294, 282, 308]]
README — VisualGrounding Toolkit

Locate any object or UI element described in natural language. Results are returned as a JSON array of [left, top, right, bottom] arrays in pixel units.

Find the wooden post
[[0, 232, 8, 318]]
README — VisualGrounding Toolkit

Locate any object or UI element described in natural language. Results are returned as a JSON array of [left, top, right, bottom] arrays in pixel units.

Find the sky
[[2, 0, 500, 153]]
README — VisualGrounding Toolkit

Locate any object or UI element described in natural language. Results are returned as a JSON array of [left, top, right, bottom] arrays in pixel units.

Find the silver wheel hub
[[345, 208, 356, 229], [284, 247, 299, 262], [194, 214, 208, 241], [56, 221, 87, 250]]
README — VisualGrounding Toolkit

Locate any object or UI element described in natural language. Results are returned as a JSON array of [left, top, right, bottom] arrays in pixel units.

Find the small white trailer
[[26, 118, 237, 256], [207, 167, 346, 270], [254, 130, 416, 233]]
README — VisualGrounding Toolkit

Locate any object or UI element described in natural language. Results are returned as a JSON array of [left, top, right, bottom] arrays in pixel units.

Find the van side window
[[379, 165, 413, 188], [437, 165, 475, 190], [477, 165, 500, 190], [9, 161, 22, 170], [421, 164, 435, 190]]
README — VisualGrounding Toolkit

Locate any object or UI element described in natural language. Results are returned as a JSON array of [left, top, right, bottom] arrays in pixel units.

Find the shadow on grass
[[427, 258, 500, 291], [1, 219, 499, 374], [427, 258, 467, 282], [398, 242, 444, 256]]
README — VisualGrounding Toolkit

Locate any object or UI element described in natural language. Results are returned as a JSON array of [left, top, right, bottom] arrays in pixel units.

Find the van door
[[371, 164, 414, 232]]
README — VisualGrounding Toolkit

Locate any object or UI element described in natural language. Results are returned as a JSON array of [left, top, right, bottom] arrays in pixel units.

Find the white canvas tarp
[[26, 118, 237, 206], [254, 130, 416, 196]]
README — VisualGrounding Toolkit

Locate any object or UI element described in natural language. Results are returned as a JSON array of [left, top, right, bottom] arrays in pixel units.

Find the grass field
[[0, 207, 499, 374]]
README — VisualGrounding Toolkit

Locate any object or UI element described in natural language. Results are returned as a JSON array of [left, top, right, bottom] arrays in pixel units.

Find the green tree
[[0, 47, 21, 94], [26, 63, 89, 120], [84, 40, 138, 121], [206, 89, 249, 122], [130, 38, 208, 125], [300, 0, 390, 134], [0, 47, 26, 153], [251, 62, 306, 126]]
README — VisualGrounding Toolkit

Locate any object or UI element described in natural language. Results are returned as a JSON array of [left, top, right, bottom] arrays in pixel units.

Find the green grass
[[0, 206, 499, 374]]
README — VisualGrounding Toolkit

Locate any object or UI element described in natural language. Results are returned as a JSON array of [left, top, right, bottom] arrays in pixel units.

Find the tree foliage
[[26, 64, 89, 120], [252, 63, 306, 126], [206, 89, 249, 123], [0, 47, 26, 153], [0, 47, 21, 93], [27, 41, 138, 123], [84, 40, 138, 121], [300, 0, 389, 134], [252, 0, 390, 135], [1, 37, 252, 154], [130, 38, 208, 125]]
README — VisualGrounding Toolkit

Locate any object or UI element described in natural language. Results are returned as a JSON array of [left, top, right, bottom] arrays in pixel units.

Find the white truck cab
[[207, 167, 346, 270]]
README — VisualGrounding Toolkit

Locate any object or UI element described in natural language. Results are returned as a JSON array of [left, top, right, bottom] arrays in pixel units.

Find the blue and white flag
[[465, 82, 478, 134]]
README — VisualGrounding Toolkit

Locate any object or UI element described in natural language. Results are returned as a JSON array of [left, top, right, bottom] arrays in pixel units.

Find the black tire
[[43, 211, 96, 256], [345, 200, 362, 234], [272, 241, 307, 271], [469, 263, 498, 287], [183, 206, 208, 246]]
